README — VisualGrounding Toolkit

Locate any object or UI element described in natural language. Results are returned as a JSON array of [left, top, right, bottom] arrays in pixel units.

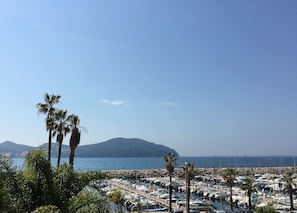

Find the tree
[[53, 164, 106, 212], [222, 168, 238, 212], [68, 114, 81, 167], [282, 172, 296, 210], [136, 201, 143, 213], [0, 165, 11, 211], [23, 149, 55, 210], [36, 93, 61, 161], [241, 177, 256, 211], [1, 150, 107, 212], [162, 152, 177, 213], [69, 190, 109, 213], [53, 109, 70, 167], [0, 153, 30, 212], [53, 163, 78, 211], [182, 162, 195, 213]]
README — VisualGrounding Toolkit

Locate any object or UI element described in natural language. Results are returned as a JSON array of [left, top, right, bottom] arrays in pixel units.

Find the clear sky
[[0, 1, 296, 156]]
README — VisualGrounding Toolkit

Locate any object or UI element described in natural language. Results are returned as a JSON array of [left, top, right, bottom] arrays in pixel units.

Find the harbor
[[95, 167, 297, 213]]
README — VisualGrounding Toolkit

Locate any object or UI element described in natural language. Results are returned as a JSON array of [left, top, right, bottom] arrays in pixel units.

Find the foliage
[[24, 149, 55, 207], [163, 152, 177, 175], [69, 190, 109, 213], [0, 169, 10, 211], [0, 150, 108, 213], [32, 205, 61, 213], [136, 201, 143, 213], [0, 153, 30, 212], [112, 188, 122, 204], [256, 205, 276, 213], [112, 188, 122, 213], [222, 168, 238, 187], [53, 163, 79, 211]]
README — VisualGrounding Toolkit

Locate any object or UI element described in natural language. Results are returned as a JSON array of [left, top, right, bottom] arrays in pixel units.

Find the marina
[[96, 167, 297, 213]]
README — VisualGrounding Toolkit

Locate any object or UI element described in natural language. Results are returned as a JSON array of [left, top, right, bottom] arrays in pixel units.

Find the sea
[[12, 156, 297, 171]]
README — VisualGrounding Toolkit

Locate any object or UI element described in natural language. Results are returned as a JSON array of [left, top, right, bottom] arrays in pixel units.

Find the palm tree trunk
[[230, 185, 233, 212], [248, 191, 252, 211], [69, 148, 75, 166], [186, 178, 190, 213], [290, 189, 294, 210], [48, 129, 52, 161], [169, 174, 172, 213], [57, 142, 62, 167]]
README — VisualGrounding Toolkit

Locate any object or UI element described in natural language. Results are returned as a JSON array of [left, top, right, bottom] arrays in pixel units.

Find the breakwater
[[105, 166, 296, 179]]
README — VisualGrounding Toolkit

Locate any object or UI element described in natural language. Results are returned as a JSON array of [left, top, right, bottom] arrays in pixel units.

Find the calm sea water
[[12, 156, 297, 171]]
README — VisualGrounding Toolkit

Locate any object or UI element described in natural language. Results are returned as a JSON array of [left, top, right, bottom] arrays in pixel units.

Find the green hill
[[0, 138, 179, 157], [75, 137, 178, 157]]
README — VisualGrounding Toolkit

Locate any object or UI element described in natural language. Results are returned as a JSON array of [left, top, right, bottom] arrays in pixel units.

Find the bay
[[12, 156, 296, 170]]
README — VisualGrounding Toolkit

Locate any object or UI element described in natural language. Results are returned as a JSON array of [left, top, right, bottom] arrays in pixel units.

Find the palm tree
[[182, 162, 195, 213], [69, 190, 109, 213], [282, 172, 296, 210], [222, 168, 238, 212], [68, 114, 81, 167], [52, 109, 70, 167], [36, 93, 61, 161], [162, 152, 177, 213], [241, 177, 256, 211]]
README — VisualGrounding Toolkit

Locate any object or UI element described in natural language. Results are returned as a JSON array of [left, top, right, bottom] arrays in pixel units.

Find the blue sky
[[0, 1, 296, 156]]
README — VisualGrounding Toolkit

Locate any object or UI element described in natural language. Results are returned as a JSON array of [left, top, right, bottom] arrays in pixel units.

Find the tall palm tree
[[182, 162, 195, 213], [162, 152, 177, 213], [241, 177, 256, 211], [68, 114, 81, 167], [282, 172, 296, 210], [222, 168, 238, 212], [52, 109, 70, 167], [36, 93, 61, 161]]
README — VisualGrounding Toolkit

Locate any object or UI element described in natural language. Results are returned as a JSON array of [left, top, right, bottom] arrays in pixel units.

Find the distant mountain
[[0, 141, 34, 157], [0, 138, 178, 157], [37, 143, 70, 158], [75, 138, 178, 157]]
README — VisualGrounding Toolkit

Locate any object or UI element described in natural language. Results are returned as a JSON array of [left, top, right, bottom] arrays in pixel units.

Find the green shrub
[[256, 205, 276, 213], [32, 205, 61, 213]]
